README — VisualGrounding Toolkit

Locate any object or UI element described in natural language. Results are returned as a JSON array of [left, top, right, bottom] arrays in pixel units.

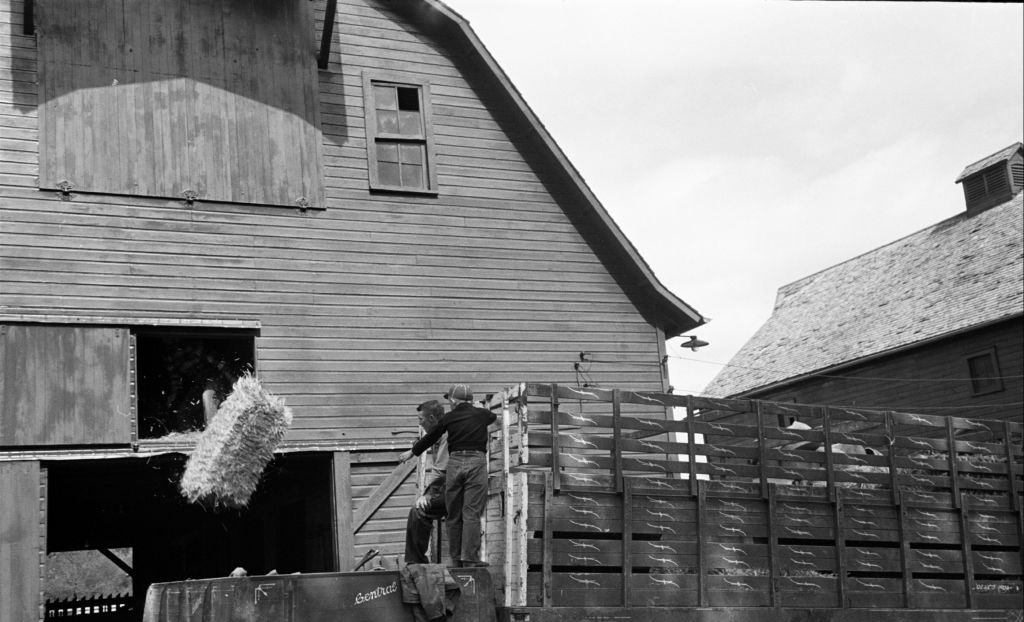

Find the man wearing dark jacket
[[404, 399, 448, 564], [400, 383, 495, 567]]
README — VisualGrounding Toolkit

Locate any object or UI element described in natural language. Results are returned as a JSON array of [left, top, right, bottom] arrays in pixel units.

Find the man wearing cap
[[404, 399, 448, 564], [399, 384, 496, 567]]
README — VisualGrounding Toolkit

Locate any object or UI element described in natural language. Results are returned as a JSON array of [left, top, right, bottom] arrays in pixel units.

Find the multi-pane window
[[966, 348, 1003, 396], [364, 75, 438, 193]]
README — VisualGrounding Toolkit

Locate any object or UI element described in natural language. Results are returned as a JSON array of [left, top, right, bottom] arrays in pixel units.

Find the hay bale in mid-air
[[180, 374, 292, 508]]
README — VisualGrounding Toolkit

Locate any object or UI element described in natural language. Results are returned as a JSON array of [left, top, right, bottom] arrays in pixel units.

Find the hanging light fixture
[[680, 335, 709, 351]]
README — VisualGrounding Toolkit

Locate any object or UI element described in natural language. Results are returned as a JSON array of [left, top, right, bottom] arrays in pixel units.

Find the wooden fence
[[495, 383, 1023, 611], [45, 593, 133, 620]]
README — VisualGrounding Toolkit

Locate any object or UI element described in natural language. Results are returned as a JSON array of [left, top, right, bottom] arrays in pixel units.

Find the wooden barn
[[0, 0, 706, 619], [706, 142, 1024, 423], [3, 2, 1021, 622]]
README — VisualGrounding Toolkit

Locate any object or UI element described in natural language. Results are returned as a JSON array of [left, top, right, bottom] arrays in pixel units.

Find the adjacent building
[[706, 143, 1023, 424]]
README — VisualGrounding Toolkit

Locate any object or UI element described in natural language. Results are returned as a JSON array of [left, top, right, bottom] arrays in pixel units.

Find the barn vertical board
[[34, 0, 323, 206], [0, 461, 42, 622], [0, 325, 131, 445]]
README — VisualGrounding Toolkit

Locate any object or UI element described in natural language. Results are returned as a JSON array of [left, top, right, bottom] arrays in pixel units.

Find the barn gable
[[1, 0, 704, 447]]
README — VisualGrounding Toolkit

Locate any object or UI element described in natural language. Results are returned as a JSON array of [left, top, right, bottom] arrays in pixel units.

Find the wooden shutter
[[36, 0, 323, 207], [0, 461, 43, 622], [0, 325, 131, 445]]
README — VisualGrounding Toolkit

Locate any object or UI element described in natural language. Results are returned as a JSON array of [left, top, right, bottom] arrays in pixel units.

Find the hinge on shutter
[[56, 180, 74, 200], [182, 189, 199, 205], [296, 196, 310, 212]]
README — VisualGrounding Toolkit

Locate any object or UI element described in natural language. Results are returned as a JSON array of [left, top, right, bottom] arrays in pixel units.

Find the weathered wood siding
[[747, 318, 1023, 423], [35, 0, 324, 207], [0, 325, 131, 445], [0, 461, 43, 622], [0, 0, 669, 445]]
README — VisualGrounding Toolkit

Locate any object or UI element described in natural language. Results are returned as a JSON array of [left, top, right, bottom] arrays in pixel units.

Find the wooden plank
[[947, 417, 961, 508], [542, 470, 553, 607], [686, 396, 698, 496], [884, 412, 900, 506], [621, 477, 632, 606], [35, 0, 55, 187], [352, 459, 416, 531], [697, 480, 707, 607], [959, 494, 975, 609], [132, 0, 155, 199], [501, 389, 513, 607], [822, 407, 837, 502], [518, 390, 530, 466], [129, 333, 138, 450], [38, 466, 47, 622], [549, 384, 560, 493], [756, 402, 769, 499], [513, 471, 529, 606], [0, 461, 41, 622], [333, 451, 355, 571], [1005, 420, 1020, 512], [612, 389, 623, 493], [767, 485, 779, 607], [898, 502, 912, 608], [1, 325, 130, 445]]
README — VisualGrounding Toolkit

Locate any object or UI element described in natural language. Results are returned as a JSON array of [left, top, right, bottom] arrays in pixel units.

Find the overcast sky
[[444, 0, 1024, 395]]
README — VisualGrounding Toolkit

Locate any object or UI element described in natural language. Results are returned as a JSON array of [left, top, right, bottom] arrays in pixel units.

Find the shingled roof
[[706, 191, 1024, 397], [955, 142, 1022, 182]]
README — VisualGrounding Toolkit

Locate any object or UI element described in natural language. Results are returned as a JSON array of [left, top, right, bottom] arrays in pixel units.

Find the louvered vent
[[985, 165, 1008, 191], [962, 164, 1012, 213], [963, 175, 987, 203], [956, 143, 1023, 214]]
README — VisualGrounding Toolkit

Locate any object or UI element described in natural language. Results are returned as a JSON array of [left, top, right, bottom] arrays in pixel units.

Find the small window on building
[[363, 75, 438, 194], [776, 397, 798, 427], [965, 348, 1003, 396], [136, 330, 256, 438]]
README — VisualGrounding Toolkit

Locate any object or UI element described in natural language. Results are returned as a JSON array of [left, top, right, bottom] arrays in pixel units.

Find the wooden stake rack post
[[489, 383, 1023, 619]]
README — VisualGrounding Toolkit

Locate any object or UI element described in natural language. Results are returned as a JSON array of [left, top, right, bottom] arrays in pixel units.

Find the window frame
[[965, 346, 1003, 396], [134, 327, 259, 439], [362, 72, 439, 195]]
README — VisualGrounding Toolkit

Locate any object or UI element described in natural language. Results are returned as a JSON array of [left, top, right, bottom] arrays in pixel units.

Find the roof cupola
[[954, 142, 1023, 215]]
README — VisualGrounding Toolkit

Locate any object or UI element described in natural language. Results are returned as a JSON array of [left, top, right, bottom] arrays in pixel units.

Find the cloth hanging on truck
[[399, 563, 461, 621]]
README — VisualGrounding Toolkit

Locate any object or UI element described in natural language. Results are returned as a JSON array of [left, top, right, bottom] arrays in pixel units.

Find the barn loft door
[[35, 0, 324, 207], [0, 461, 43, 622], [0, 325, 131, 446]]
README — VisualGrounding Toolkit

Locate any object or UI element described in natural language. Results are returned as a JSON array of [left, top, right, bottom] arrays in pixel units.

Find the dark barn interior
[[45, 454, 335, 616]]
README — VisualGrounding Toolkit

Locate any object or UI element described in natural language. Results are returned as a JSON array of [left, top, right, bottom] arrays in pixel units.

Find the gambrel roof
[[706, 191, 1024, 397], [395, 0, 706, 338]]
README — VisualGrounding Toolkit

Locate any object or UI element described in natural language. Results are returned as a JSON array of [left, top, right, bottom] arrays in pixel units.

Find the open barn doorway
[[44, 453, 335, 619]]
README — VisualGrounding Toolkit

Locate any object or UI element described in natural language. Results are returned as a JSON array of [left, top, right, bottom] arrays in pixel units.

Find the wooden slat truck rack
[[482, 383, 1023, 622]]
